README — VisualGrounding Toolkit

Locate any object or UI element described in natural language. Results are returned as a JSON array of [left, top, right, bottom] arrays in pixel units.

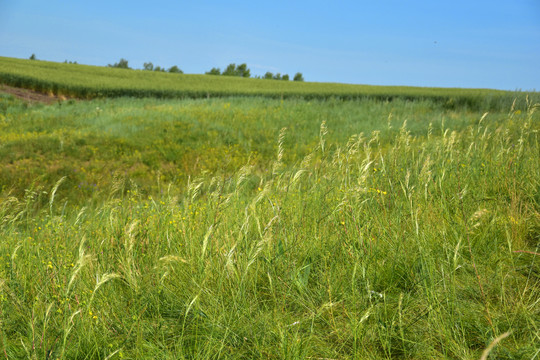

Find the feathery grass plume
[[186, 176, 204, 203], [35, 303, 55, 359], [157, 255, 188, 285], [59, 309, 82, 359], [225, 242, 238, 278], [10, 242, 22, 264], [65, 236, 92, 296], [200, 224, 214, 261], [0, 195, 20, 225], [387, 111, 393, 130], [49, 176, 66, 214], [478, 112, 489, 126], [419, 155, 433, 200], [251, 181, 272, 209], [508, 98, 517, 116], [245, 236, 267, 276], [103, 349, 122, 360], [74, 206, 87, 226], [273, 127, 287, 175], [319, 120, 328, 154], [235, 164, 253, 190], [88, 272, 121, 307], [109, 171, 125, 198], [470, 208, 490, 230], [290, 169, 308, 189], [397, 120, 411, 149], [479, 332, 511, 360], [355, 159, 374, 194], [119, 220, 140, 292], [346, 133, 363, 157]]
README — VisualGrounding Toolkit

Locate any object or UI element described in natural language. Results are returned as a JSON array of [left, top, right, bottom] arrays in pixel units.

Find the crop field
[[1, 56, 538, 110], [0, 72, 539, 359]]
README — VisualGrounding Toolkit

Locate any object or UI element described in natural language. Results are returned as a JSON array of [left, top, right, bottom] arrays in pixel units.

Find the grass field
[[1, 70, 540, 359], [1, 56, 538, 111], [1, 94, 521, 201]]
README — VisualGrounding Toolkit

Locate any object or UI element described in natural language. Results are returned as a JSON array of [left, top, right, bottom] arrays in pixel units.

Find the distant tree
[[168, 65, 183, 74], [206, 67, 221, 75], [153, 66, 165, 72], [282, 74, 290, 81], [264, 72, 274, 79], [207, 63, 252, 77], [108, 58, 130, 69], [143, 62, 154, 71], [293, 72, 304, 82], [236, 63, 250, 78], [273, 73, 282, 80], [29, 54, 36, 60], [222, 63, 237, 76]]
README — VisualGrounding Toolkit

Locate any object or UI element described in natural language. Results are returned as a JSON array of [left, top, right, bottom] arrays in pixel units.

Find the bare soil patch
[[0, 84, 74, 104]]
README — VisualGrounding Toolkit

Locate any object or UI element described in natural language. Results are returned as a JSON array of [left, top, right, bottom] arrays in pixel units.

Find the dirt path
[[0, 84, 72, 104]]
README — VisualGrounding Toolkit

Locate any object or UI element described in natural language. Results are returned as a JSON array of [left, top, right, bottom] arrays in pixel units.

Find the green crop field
[[0, 63, 539, 359], [1, 56, 538, 110]]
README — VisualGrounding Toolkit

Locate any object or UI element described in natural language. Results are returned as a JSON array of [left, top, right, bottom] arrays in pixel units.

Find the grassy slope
[[0, 92, 539, 358], [1, 56, 537, 110]]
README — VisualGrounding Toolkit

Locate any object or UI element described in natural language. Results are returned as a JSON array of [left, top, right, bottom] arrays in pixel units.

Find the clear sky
[[1, 0, 539, 90]]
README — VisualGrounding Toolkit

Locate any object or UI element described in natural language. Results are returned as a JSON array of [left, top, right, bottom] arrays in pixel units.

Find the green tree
[[143, 62, 154, 71], [168, 65, 183, 74], [236, 63, 250, 78], [206, 67, 221, 75], [264, 72, 274, 79], [293, 72, 304, 81], [282, 74, 290, 81], [273, 73, 282, 80], [29, 54, 36, 60], [210, 63, 251, 77], [108, 58, 130, 69], [222, 63, 237, 76]]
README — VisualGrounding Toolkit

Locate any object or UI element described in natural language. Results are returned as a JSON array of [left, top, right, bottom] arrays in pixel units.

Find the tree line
[[30, 55, 303, 80], [206, 63, 304, 81], [107, 59, 183, 74]]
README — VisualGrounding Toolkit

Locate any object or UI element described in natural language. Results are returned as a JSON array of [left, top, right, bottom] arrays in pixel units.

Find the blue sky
[[1, 0, 539, 90]]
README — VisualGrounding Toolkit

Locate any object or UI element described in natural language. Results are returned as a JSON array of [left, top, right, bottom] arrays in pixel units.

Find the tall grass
[[0, 96, 538, 358], [0, 95, 521, 203]]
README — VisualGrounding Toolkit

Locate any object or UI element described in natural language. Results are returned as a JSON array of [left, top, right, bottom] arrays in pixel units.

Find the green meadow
[[0, 70, 539, 358]]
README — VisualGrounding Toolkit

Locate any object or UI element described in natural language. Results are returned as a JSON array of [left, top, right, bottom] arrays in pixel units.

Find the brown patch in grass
[[0, 84, 75, 104]]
